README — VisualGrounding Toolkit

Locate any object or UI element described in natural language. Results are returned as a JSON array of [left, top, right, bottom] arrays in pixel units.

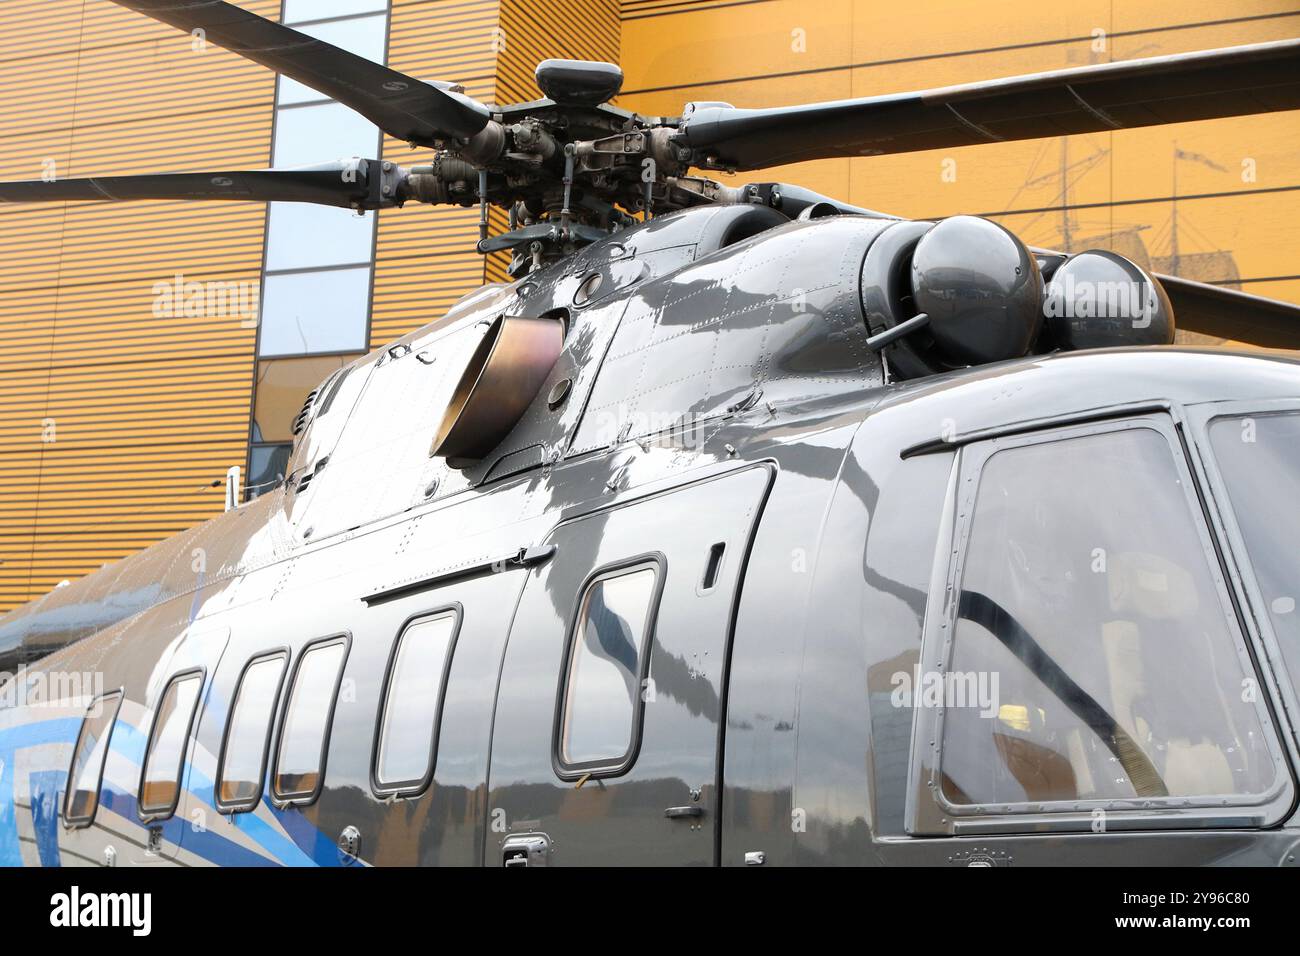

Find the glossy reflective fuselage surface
[[1, 207, 1298, 867]]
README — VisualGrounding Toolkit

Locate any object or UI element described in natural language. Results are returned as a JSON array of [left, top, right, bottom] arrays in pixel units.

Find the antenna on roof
[[224, 466, 241, 512]]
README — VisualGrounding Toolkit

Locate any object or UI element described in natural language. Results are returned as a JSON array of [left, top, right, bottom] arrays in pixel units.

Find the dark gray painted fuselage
[[2, 206, 1297, 866]]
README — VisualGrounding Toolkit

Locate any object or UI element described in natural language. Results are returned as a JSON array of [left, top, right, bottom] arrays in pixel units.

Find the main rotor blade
[[1157, 275, 1300, 349], [0, 159, 401, 210], [111, 0, 490, 145], [676, 39, 1300, 170]]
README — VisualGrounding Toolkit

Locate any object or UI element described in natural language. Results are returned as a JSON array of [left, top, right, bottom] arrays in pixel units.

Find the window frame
[[215, 649, 290, 815], [271, 633, 352, 807], [906, 413, 1295, 835], [63, 689, 125, 829], [551, 553, 667, 782], [136, 667, 206, 823], [1187, 397, 1300, 758], [369, 607, 462, 799]]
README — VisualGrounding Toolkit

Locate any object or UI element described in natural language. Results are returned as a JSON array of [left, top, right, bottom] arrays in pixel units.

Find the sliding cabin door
[[488, 466, 772, 866]]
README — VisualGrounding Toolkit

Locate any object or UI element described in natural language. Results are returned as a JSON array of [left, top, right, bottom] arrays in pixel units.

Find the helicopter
[[0, 0, 1298, 867]]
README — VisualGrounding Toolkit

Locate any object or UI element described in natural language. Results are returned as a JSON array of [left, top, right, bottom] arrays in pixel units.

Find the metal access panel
[[487, 464, 773, 866]]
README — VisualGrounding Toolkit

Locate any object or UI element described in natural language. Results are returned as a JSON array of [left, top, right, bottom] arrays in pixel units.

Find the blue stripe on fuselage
[[0, 717, 80, 866], [2, 714, 331, 867], [30, 770, 65, 867]]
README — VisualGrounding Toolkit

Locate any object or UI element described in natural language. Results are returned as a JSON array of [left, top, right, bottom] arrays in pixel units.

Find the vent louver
[[294, 454, 328, 495], [291, 387, 320, 437]]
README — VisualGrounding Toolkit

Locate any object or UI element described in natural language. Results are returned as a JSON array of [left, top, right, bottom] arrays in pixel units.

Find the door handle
[[664, 805, 706, 819], [502, 833, 551, 867]]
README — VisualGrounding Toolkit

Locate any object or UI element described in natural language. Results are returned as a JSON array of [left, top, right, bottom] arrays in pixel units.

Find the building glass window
[[139, 672, 204, 818], [256, 9, 388, 359], [64, 692, 124, 826], [276, 14, 387, 105], [246, 2, 391, 495], [558, 562, 660, 775], [248, 443, 293, 498], [939, 426, 1281, 809], [1208, 411, 1300, 686], [266, 202, 378, 271], [217, 653, 288, 812], [273, 637, 349, 802], [258, 266, 374, 357], [374, 612, 460, 793], [271, 100, 381, 168], [283, 0, 387, 23]]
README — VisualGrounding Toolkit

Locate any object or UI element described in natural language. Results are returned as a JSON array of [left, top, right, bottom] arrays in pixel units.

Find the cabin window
[[138, 671, 204, 819], [273, 636, 350, 803], [64, 691, 124, 827], [1207, 411, 1300, 687], [373, 612, 460, 795], [556, 560, 662, 777], [934, 423, 1284, 814], [216, 652, 288, 812]]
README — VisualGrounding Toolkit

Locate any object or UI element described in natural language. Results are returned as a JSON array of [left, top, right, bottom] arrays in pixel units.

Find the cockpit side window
[[911, 417, 1290, 832], [1207, 411, 1300, 690]]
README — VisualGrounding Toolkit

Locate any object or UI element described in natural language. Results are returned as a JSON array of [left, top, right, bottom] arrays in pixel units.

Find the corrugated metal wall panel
[[621, 0, 742, 20], [496, 0, 620, 107], [370, 0, 502, 349], [0, 0, 278, 612]]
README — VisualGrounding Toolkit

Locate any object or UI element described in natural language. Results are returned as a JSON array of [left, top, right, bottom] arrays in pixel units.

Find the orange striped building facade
[[0, 0, 1295, 612]]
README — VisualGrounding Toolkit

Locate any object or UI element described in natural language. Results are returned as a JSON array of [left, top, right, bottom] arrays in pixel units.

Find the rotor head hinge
[[662, 175, 744, 207], [574, 131, 647, 171], [342, 157, 408, 211], [404, 154, 481, 206], [506, 120, 559, 167], [374, 159, 405, 209]]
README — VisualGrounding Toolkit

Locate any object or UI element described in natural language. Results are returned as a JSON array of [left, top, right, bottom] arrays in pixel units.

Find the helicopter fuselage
[[1, 206, 1298, 866]]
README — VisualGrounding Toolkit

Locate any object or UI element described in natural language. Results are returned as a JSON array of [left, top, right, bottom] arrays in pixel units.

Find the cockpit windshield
[[1208, 411, 1300, 691]]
